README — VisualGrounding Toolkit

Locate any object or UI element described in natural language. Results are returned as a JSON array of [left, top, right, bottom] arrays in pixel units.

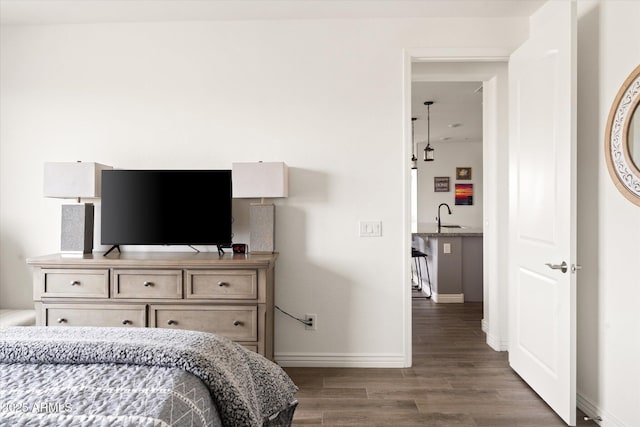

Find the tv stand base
[[104, 245, 120, 257]]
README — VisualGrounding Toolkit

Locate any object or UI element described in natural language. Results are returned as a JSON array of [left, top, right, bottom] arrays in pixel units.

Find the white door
[[508, 1, 577, 426]]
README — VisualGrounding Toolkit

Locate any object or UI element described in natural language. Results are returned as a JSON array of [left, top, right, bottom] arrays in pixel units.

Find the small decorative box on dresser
[[27, 252, 277, 360]]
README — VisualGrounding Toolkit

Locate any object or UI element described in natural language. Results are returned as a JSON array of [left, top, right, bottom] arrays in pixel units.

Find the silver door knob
[[545, 261, 568, 273]]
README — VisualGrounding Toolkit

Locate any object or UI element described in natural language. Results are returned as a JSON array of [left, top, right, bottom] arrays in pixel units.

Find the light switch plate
[[359, 221, 382, 237], [443, 243, 451, 254]]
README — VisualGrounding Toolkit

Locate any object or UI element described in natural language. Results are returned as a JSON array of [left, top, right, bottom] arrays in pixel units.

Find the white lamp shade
[[232, 162, 289, 199], [44, 162, 112, 199]]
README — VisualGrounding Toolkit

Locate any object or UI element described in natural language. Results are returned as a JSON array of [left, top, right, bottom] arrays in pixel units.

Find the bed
[[0, 326, 298, 426]]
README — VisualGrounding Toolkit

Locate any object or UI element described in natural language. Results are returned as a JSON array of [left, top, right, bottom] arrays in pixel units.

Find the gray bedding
[[0, 326, 298, 427], [1, 362, 223, 426]]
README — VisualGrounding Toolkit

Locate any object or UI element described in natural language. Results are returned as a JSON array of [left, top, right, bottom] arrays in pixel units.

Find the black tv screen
[[101, 170, 232, 246]]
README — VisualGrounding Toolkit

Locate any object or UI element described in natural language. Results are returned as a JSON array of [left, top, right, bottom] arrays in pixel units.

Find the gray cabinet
[[28, 252, 276, 360]]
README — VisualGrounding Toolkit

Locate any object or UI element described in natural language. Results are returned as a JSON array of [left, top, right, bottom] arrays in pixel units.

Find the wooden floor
[[285, 298, 595, 426]]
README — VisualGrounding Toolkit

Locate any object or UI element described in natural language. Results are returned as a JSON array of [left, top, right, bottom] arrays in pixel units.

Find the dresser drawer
[[40, 269, 109, 298], [112, 269, 182, 299], [150, 305, 258, 341], [241, 344, 258, 353], [186, 270, 257, 300], [43, 303, 146, 327]]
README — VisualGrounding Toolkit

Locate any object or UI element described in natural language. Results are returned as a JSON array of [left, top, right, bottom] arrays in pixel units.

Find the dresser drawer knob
[[233, 320, 243, 327], [167, 320, 177, 325], [57, 318, 67, 324], [143, 281, 154, 287], [217, 281, 228, 287], [69, 281, 80, 286], [122, 320, 132, 325]]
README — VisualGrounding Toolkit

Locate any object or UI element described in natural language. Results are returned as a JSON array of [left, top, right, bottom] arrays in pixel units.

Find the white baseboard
[[481, 318, 508, 351], [433, 293, 464, 303], [485, 331, 507, 351], [275, 352, 406, 368], [577, 392, 626, 427]]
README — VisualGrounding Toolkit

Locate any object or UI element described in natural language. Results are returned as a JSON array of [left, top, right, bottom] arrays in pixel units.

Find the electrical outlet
[[305, 314, 317, 331]]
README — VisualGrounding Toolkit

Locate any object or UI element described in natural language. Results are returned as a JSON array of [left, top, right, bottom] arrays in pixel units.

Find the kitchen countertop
[[413, 223, 483, 237]]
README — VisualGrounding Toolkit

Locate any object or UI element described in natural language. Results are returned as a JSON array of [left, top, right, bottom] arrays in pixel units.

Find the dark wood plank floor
[[285, 298, 595, 426]]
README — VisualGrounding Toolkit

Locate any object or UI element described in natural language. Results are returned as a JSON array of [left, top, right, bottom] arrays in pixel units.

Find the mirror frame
[[605, 64, 640, 206]]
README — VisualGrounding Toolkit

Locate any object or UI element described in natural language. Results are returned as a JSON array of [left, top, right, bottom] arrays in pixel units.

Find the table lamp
[[43, 161, 112, 255], [232, 162, 288, 253]]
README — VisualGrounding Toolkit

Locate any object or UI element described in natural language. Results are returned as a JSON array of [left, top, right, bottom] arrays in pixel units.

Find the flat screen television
[[101, 170, 232, 249]]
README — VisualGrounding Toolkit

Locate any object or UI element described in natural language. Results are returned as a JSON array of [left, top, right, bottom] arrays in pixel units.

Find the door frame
[[402, 48, 511, 367]]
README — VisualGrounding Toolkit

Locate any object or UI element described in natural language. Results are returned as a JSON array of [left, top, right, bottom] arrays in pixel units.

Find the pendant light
[[423, 101, 435, 162], [411, 117, 418, 169]]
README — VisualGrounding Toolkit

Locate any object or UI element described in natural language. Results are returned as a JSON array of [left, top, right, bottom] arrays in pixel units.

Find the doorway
[[410, 81, 484, 303], [403, 56, 511, 368]]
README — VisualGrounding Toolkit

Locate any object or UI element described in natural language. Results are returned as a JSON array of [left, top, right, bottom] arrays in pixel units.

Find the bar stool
[[412, 248, 432, 298]]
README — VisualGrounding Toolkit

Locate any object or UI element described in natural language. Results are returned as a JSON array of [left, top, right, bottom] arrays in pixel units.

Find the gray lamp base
[[249, 203, 275, 253], [61, 203, 94, 255]]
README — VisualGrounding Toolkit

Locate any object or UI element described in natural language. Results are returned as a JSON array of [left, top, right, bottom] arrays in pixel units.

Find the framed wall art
[[434, 176, 450, 192], [455, 183, 473, 205], [456, 167, 472, 180]]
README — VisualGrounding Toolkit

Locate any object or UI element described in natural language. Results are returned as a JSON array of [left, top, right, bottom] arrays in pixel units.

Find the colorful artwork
[[455, 183, 473, 205]]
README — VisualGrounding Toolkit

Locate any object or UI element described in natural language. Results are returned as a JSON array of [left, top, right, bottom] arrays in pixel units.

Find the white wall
[[0, 16, 527, 366], [576, 2, 640, 427], [415, 140, 483, 228]]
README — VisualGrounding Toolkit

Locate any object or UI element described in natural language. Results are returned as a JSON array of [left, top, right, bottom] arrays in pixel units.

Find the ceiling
[[412, 81, 483, 146], [0, 0, 544, 25]]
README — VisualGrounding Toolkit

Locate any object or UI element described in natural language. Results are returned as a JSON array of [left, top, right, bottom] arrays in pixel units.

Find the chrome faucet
[[437, 203, 452, 233]]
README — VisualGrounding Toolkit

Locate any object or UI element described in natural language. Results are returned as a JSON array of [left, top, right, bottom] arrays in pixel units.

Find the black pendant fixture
[[423, 101, 435, 162]]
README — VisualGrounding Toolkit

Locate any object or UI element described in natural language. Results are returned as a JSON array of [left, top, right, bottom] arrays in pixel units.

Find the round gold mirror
[[605, 64, 640, 206]]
